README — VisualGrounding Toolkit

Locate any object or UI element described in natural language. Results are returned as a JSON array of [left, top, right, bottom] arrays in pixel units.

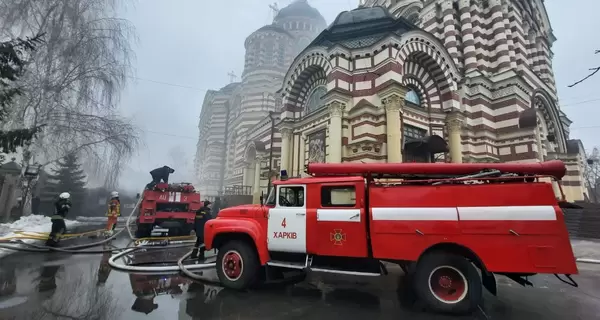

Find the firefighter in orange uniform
[[106, 191, 121, 235]]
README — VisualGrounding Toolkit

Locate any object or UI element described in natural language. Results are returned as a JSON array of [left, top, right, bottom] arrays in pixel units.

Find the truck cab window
[[321, 186, 356, 207], [278, 186, 304, 207]]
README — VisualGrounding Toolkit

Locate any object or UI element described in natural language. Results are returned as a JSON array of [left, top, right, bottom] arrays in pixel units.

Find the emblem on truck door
[[330, 229, 346, 246]]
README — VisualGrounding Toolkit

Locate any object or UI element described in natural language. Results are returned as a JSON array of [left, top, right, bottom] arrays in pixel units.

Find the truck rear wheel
[[135, 224, 151, 239], [414, 252, 482, 314], [216, 240, 259, 290]]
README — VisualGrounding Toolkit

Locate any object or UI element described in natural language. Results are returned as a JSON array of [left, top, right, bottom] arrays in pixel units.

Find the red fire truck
[[203, 160, 579, 314], [136, 182, 201, 238]]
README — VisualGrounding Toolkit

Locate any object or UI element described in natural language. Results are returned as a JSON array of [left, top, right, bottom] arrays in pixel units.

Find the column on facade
[[243, 161, 256, 190], [298, 135, 306, 174], [501, 2, 518, 69], [382, 94, 403, 163], [489, 0, 510, 73], [328, 101, 345, 163], [441, 0, 459, 66], [472, 1, 486, 69], [280, 127, 293, 171], [252, 158, 262, 204], [446, 111, 464, 163], [527, 30, 538, 72], [458, 0, 477, 73]]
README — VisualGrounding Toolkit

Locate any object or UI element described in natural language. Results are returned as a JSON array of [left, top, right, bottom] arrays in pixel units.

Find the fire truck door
[[315, 183, 368, 258], [267, 185, 307, 253]]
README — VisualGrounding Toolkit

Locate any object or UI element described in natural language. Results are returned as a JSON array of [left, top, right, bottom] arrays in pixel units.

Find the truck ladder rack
[[306, 160, 567, 180]]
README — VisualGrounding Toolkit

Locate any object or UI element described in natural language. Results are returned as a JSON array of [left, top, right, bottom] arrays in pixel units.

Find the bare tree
[[568, 49, 600, 87], [0, 0, 140, 189], [584, 147, 600, 203]]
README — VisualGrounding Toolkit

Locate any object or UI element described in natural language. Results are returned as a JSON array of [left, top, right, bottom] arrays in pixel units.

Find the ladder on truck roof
[[305, 160, 567, 180]]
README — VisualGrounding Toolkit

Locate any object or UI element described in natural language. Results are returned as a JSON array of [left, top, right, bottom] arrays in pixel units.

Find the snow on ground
[[0, 215, 82, 259]]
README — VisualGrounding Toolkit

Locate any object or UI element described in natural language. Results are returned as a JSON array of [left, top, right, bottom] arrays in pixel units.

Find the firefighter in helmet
[[191, 200, 212, 260], [106, 191, 120, 235], [45, 192, 71, 247]]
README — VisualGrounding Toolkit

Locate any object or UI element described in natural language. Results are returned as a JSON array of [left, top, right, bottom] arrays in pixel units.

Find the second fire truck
[[203, 160, 578, 314]]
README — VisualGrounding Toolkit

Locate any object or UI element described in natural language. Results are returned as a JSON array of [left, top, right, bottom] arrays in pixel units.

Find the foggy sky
[[115, 0, 600, 193]]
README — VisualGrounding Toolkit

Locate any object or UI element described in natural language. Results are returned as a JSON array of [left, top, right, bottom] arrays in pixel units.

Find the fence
[[564, 203, 600, 240]]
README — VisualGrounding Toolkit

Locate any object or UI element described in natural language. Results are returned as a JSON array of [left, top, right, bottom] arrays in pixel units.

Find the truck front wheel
[[414, 252, 482, 314], [216, 240, 259, 290]]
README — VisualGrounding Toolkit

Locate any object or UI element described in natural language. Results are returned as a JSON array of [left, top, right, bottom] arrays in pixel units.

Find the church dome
[[275, 0, 326, 25]]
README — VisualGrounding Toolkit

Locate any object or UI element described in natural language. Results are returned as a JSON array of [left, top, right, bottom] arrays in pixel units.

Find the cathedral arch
[[402, 60, 440, 109], [402, 75, 429, 109], [396, 31, 460, 109], [243, 140, 266, 164], [282, 49, 333, 114], [532, 90, 567, 153]]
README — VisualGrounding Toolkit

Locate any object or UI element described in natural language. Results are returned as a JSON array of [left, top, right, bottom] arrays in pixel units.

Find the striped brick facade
[[196, 1, 587, 202]]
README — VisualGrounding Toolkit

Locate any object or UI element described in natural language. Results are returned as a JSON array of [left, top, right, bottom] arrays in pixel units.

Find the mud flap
[[482, 272, 497, 296]]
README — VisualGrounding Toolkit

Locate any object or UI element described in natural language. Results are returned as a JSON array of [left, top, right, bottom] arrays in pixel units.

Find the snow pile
[[0, 215, 81, 259]]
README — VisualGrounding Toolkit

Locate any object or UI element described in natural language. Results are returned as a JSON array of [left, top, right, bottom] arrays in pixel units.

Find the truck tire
[[135, 224, 151, 239], [413, 252, 482, 314], [216, 240, 259, 290]]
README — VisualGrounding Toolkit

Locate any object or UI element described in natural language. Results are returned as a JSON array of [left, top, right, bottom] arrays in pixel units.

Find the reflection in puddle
[[0, 296, 28, 310]]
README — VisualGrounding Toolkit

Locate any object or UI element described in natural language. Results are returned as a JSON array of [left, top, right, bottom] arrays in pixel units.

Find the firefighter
[[146, 166, 175, 189], [105, 191, 120, 235], [191, 200, 212, 260], [45, 192, 71, 247]]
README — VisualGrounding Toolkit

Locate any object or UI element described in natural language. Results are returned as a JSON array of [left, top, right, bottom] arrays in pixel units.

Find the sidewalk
[[571, 239, 600, 263]]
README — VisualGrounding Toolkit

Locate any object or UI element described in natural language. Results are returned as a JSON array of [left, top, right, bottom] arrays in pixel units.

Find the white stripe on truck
[[371, 207, 458, 221], [457, 205, 556, 221], [317, 209, 361, 222], [371, 206, 557, 221]]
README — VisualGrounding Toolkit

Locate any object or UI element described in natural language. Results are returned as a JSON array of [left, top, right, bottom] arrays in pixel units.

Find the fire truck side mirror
[[259, 191, 264, 206], [136, 193, 140, 199]]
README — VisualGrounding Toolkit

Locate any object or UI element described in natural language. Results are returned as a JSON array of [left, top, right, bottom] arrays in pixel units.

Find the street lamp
[[21, 162, 42, 216]]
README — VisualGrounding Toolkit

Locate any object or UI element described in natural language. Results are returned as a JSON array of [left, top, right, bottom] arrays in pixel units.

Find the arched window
[[305, 86, 326, 112], [405, 89, 421, 106]]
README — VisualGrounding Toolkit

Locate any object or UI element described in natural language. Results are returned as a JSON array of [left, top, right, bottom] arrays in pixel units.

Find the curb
[[576, 258, 600, 264]]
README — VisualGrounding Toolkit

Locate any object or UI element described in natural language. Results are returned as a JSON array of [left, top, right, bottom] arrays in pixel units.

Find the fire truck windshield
[[265, 188, 275, 206]]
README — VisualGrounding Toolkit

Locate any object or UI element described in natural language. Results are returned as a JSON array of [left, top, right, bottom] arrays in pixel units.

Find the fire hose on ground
[[0, 189, 220, 277]]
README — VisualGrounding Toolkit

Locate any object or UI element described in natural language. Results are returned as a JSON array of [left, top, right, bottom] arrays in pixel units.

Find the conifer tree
[[42, 153, 87, 214]]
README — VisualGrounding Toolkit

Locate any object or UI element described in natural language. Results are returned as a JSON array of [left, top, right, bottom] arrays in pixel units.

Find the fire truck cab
[[204, 161, 578, 314], [136, 182, 201, 238]]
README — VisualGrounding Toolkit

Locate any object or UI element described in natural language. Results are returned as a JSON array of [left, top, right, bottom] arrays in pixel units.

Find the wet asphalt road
[[0, 226, 599, 320]]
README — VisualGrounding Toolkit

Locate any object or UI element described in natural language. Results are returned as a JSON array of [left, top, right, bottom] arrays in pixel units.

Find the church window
[[405, 89, 421, 106], [264, 40, 275, 66], [277, 43, 285, 65], [404, 124, 427, 140], [305, 86, 326, 112]]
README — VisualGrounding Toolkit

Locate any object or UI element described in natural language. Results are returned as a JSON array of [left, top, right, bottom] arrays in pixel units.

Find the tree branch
[[568, 49, 600, 87]]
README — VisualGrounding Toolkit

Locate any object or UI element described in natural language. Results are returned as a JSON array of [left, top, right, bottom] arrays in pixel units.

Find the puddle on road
[[0, 296, 28, 310]]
